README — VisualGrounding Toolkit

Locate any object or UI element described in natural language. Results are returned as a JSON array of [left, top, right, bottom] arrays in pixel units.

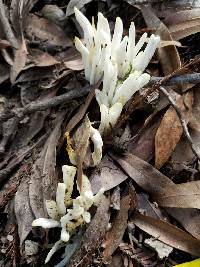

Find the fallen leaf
[[167, 207, 200, 240], [111, 153, 200, 239], [110, 153, 174, 195], [64, 58, 84, 70], [0, 39, 11, 49], [66, 0, 93, 16], [103, 195, 130, 263], [132, 213, 200, 256], [154, 181, 200, 209], [128, 111, 163, 162], [163, 10, 200, 40], [10, 38, 28, 83], [141, 6, 181, 75], [29, 49, 59, 67], [68, 195, 110, 267], [155, 91, 193, 169], [14, 177, 35, 245], [138, 193, 167, 220], [90, 155, 128, 194], [74, 115, 91, 189], [26, 14, 72, 48]]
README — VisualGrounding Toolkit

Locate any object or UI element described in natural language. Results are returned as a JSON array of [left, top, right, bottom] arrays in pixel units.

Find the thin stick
[[149, 73, 200, 86], [0, 0, 18, 48], [159, 86, 200, 160], [0, 82, 98, 123]]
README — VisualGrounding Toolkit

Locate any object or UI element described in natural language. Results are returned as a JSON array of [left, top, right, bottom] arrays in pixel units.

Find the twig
[[149, 73, 200, 86], [0, 0, 18, 48], [0, 82, 97, 123], [159, 86, 200, 161]]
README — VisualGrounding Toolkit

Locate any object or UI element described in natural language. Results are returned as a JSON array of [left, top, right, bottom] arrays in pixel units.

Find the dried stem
[[159, 86, 200, 161]]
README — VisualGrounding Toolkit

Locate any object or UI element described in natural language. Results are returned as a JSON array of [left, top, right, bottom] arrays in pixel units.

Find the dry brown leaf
[[111, 153, 200, 239], [128, 112, 162, 162], [14, 177, 35, 245], [163, 10, 200, 40], [110, 153, 174, 195], [0, 39, 11, 49], [66, 0, 93, 16], [138, 193, 167, 220], [154, 181, 200, 209], [166, 208, 200, 240], [26, 14, 72, 48], [164, 9, 200, 25], [10, 38, 28, 83], [103, 195, 130, 263], [132, 213, 200, 256], [74, 115, 91, 189], [155, 91, 193, 169], [169, 18, 200, 41], [29, 49, 59, 67], [90, 155, 128, 195], [141, 6, 181, 75], [64, 58, 84, 70], [69, 195, 110, 267]]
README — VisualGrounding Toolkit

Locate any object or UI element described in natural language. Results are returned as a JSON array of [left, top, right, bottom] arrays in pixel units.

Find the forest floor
[[1, 0, 200, 266]]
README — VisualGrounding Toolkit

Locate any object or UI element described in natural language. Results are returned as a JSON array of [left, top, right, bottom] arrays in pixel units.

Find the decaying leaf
[[163, 10, 200, 40], [26, 14, 72, 48], [90, 155, 128, 194], [14, 178, 35, 245], [103, 195, 130, 263], [141, 6, 181, 75], [111, 153, 200, 239], [137, 193, 167, 220], [132, 213, 200, 256], [10, 38, 27, 83], [110, 153, 174, 195], [155, 91, 193, 169], [28, 49, 59, 67], [64, 58, 84, 70], [154, 181, 200, 209], [74, 115, 91, 188], [66, 0, 93, 16]]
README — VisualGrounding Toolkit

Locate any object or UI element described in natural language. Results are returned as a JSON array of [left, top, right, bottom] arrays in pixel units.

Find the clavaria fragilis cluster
[[74, 7, 160, 134], [32, 165, 104, 263]]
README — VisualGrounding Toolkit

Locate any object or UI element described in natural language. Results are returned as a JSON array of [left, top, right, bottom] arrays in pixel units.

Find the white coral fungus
[[74, 7, 160, 133], [32, 165, 104, 263]]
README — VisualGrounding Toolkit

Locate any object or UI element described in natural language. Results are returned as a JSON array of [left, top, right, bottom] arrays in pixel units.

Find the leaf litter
[[1, 1, 200, 266]]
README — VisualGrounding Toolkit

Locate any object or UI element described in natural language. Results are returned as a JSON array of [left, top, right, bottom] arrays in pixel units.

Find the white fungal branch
[[32, 165, 104, 263], [74, 7, 160, 134]]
